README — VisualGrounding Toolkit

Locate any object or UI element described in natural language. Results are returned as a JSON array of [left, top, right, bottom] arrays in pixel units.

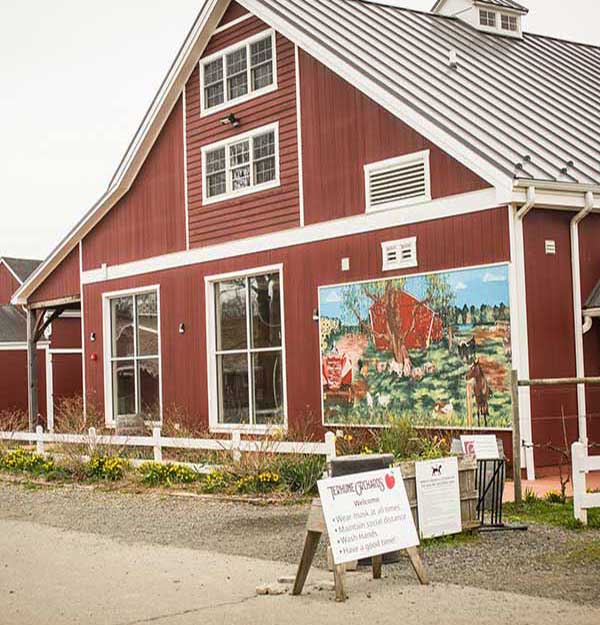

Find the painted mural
[[319, 265, 512, 429]]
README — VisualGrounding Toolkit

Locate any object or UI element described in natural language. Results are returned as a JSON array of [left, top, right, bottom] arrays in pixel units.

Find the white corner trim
[[199, 28, 278, 118], [213, 12, 253, 34], [183, 85, 190, 251], [294, 44, 305, 227], [200, 122, 280, 206], [82, 187, 503, 285], [0, 258, 24, 286]]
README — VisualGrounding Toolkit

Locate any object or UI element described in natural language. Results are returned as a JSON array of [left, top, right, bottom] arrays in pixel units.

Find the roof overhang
[[474, 1, 528, 15]]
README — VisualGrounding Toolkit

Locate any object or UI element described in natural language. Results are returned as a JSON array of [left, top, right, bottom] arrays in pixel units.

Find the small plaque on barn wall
[[415, 457, 462, 539], [318, 263, 512, 429]]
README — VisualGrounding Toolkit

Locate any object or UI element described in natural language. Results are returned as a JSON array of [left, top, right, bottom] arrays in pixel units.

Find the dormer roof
[[432, 0, 528, 13]]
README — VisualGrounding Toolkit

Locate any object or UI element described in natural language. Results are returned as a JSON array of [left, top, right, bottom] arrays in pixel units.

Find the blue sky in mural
[[319, 264, 510, 324]]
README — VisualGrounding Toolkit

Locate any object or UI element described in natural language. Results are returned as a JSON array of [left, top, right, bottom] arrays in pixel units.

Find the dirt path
[[1, 480, 599, 613]]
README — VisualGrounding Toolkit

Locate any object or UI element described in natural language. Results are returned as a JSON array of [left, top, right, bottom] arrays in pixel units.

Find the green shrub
[[0, 447, 57, 475], [275, 455, 325, 495], [544, 490, 565, 504], [524, 488, 540, 503], [375, 416, 419, 459], [234, 470, 281, 494], [84, 455, 128, 481], [138, 462, 199, 486]]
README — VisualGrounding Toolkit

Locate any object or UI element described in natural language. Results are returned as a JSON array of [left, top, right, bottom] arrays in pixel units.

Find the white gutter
[[514, 185, 536, 480], [571, 191, 595, 444]]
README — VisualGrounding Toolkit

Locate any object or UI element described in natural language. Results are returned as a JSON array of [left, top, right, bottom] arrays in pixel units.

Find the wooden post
[[26, 309, 39, 432], [35, 425, 44, 455], [466, 382, 473, 428], [231, 430, 241, 463], [153, 427, 163, 463], [510, 369, 523, 506]]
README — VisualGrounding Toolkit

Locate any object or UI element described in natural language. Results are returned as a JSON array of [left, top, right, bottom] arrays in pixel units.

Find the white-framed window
[[202, 122, 280, 205], [102, 287, 162, 424], [200, 29, 277, 116], [381, 237, 418, 271], [479, 9, 497, 27], [501, 14, 518, 32], [364, 150, 431, 213], [205, 265, 287, 433]]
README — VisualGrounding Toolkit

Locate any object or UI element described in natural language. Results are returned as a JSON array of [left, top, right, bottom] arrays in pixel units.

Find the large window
[[106, 289, 161, 422], [201, 30, 276, 115], [209, 268, 285, 430], [202, 123, 279, 204]]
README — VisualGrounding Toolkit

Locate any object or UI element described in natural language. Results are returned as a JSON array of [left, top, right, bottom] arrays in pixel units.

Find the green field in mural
[[318, 264, 513, 429]]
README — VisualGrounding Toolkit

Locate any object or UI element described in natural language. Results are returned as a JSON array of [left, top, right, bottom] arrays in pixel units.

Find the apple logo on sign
[[385, 473, 395, 490]]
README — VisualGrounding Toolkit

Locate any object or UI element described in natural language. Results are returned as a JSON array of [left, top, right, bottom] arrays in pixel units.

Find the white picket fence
[[572, 441, 600, 525], [0, 426, 337, 473]]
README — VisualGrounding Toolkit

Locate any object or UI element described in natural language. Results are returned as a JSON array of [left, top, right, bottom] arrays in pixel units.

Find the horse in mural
[[466, 359, 493, 427]]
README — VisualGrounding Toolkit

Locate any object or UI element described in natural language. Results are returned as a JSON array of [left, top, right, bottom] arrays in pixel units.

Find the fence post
[[35, 425, 44, 455], [153, 427, 163, 463], [325, 431, 337, 463], [510, 370, 522, 506], [572, 441, 588, 526], [231, 430, 241, 463]]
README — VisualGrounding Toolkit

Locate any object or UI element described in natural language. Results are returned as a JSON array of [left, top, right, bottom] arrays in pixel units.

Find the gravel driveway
[[1, 479, 598, 606]]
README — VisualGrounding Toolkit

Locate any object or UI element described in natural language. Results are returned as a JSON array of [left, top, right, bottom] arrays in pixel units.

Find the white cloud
[[454, 281, 467, 291], [482, 271, 507, 283], [325, 291, 342, 303]]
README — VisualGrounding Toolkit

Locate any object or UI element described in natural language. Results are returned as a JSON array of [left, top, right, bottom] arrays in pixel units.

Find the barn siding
[[524, 209, 600, 467], [217, 0, 249, 27], [186, 17, 300, 248], [0, 264, 20, 306], [29, 247, 80, 305], [82, 99, 187, 271], [83, 207, 509, 431], [298, 50, 491, 225], [0, 348, 47, 420]]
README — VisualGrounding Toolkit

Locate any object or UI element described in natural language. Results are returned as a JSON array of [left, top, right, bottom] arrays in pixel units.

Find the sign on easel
[[460, 435, 500, 459], [317, 467, 419, 565]]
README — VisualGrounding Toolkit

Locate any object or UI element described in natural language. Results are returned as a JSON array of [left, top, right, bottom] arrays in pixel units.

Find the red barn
[[369, 290, 443, 351], [10, 0, 600, 479]]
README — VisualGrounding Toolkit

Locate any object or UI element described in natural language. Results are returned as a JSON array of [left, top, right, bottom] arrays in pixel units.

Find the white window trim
[[102, 285, 163, 427], [364, 150, 431, 214], [204, 263, 288, 435], [381, 236, 418, 271], [201, 121, 280, 206], [199, 29, 278, 117]]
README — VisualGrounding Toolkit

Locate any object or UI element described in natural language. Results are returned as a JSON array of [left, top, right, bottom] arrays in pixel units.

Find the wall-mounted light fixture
[[179, 323, 186, 335], [90, 332, 96, 342], [219, 112, 240, 128]]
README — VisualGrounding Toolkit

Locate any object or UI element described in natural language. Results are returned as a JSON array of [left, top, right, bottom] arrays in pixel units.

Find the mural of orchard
[[319, 265, 512, 428]]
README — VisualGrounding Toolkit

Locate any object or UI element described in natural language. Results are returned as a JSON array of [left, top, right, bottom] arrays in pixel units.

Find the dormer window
[[479, 9, 496, 27], [501, 14, 518, 32]]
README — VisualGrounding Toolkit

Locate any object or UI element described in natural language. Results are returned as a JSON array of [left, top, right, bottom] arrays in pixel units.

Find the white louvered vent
[[545, 240, 556, 255], [365, 151, 431, 213], [381, 237, 418, 271]]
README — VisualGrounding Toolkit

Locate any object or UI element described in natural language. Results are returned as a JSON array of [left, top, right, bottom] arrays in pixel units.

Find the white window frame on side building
[[204, 264, 288, 434], [199, 29, 278, 117], [102, 285, 163, 427], [201, 122, 280, 205]]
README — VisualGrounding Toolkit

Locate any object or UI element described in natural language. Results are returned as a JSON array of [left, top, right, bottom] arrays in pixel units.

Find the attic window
[[479, 9, 497, 27], [364, 151, 431, 213], [501, 14, 518, 32], [381, 237, 418, 272]]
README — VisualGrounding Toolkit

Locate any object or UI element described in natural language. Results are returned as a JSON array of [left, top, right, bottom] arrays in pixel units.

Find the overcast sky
[[1, 0, 598, 261]]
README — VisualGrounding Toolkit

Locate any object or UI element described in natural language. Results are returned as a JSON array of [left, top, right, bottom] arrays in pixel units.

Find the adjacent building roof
[[1, 257, 42, 284], [584, 280, 600, 312], [0, 305, 27, 342]]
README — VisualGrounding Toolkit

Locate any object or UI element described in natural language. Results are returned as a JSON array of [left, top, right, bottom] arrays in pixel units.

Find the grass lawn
[[504, 497, 600, 530]]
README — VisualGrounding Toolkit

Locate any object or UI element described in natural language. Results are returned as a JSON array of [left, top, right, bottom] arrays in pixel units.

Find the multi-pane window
[[501, 14, 518, 31], [203, 125, 278, 202], [201, 32, 275, 113], [109, 291, 160, 421], [213, 271, 284, 427], [479, 9, 496, 27]]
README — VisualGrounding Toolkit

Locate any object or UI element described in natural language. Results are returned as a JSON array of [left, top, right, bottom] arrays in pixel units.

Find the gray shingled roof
[[476, 0, 529, 13], [1, 257, 42, 283], [585, 280, 600, 311], [0, 306, 27, 342], [253, 0, 600, 184]]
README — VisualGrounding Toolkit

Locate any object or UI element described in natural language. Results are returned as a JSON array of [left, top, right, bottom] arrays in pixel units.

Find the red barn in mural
[[369, 290, 443, 352]]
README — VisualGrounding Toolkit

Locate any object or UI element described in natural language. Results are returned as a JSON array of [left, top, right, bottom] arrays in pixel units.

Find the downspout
[[571, 191, 595, 444], [515, 186, 536, 479], [582, 315, 593, 335]]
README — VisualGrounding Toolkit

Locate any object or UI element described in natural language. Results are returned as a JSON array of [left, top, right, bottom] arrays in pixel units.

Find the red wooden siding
[[524, 209, 600, 467], [217, 0, 249, 27], [50, 317, 82, 350], [83, 207, 509, 429], [29, 246, 80, 305], [0, 349, 47, 419], [298, 50, 491, 225], [82, 99, 187, 271], [0, 264, 20, 306], [52, 353, 83, 410], [186, 17, 300, 248]]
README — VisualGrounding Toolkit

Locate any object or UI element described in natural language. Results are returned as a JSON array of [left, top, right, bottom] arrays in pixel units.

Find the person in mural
[[319, 265, 512, 429]]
